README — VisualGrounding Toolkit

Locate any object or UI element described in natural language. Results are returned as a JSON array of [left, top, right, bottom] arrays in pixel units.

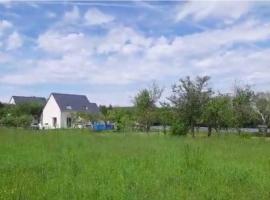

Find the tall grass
[[0, 128, 269, 200]]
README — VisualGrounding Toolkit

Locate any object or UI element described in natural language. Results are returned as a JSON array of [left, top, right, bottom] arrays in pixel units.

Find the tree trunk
[[163, 124, 167, 135], [208, 126, 212, 137], [145, 123, 150, 134], [191, 126, 195, 138], [237, 127, 241, 135]]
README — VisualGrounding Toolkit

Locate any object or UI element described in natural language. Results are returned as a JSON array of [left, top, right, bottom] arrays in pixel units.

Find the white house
[[41, 93, 99, 129], [9, 96, 46, 105]]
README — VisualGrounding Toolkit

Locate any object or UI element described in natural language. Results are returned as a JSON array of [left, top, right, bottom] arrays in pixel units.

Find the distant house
[[41, 93, 99, 129], [9, 96, 46, 105]]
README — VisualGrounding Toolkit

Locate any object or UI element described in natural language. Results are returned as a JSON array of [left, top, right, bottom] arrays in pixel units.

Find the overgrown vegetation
[[0, 128, 269, 200], [0, 102, 43, 128]]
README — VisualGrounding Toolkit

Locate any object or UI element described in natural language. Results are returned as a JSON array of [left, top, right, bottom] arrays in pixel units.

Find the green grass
[[0, 128, 270, 200]]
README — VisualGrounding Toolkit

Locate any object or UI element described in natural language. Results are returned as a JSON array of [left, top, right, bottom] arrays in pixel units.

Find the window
[[83, 106, 88, 110], [66, 105, 72, 110]]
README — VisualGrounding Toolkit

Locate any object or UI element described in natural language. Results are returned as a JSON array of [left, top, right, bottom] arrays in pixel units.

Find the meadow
[[0, 128, 270, 200]]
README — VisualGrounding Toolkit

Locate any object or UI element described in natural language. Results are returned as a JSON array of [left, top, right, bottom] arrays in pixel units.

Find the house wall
[[42, 95, 61, 129], [9, 97, 15, 104], [60, 111, 73, 128]]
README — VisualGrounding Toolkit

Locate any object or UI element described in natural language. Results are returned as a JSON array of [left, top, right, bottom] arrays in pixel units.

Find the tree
[[0, 102, 4, 109], [0, 103, 43, 128], [169, 76, 212, 137], [232, 85, 255, 133], [202, 94, 233, 136], [157, 102, 174, 134], [107, 107, 134, 132], [253, 92, 270, 126], [133, 82, 163, 132], [99, 105, 113, 123]]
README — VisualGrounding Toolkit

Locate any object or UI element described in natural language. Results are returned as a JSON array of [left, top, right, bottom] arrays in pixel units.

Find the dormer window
[[83, 106, 88, 110], [66, 105, 72, 110]]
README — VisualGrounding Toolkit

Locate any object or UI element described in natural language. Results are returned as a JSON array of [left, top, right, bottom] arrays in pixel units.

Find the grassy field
[[0, 128, 270, 200]]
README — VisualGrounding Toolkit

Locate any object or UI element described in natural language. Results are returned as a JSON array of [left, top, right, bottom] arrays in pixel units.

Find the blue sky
[[1, 0, 270, 105]]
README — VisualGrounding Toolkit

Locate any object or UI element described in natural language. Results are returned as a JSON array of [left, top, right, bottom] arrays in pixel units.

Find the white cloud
[[6, 31, 23, 50], [46, 11, 57, 19], [146, 20, 270, 61], [63, 6, 80, 22], [0, 0, 13, 8], [0, 52, 11, 63], [37, 30, 92, 54], [3, 19, 270, 103], [176, 0, 251, 22], [84, 8, 114, 25], [0, 19, 12, 35]]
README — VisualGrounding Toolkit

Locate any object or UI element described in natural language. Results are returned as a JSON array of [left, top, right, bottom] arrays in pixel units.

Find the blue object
[[93, 122, 114, 131]]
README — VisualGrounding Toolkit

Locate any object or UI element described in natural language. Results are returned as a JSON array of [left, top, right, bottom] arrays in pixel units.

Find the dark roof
[[11, 96, 46, 105], [51, 93, 99, 114]]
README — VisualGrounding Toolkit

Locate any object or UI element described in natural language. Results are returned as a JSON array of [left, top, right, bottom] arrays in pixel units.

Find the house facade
[[41, 93, 99, 129]]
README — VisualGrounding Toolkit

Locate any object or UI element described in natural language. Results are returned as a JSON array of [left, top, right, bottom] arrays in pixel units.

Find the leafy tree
[[170, 121, 188, 136], [169, 76, 212, 137], [232, 85, 255, 133], [16, 115, 33, 128], [107, 107, 134, 131], [202, 94, 233, 136], [72, 112, 102, 127], [0, 103, 43, 128], [158, 102, 174, 134], [133, 82, 163, 132], [99, 105, 113, 123]]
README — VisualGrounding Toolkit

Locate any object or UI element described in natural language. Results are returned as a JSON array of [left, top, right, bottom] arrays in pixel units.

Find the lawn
[[0, 128, 270, 200]]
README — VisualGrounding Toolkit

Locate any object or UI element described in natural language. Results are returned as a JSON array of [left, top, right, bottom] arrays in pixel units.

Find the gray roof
[[11, 96, 46, 105], [51, 93, 99, 114]]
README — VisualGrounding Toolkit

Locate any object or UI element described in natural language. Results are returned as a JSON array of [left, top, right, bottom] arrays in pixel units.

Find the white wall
[[41, 95, 61, 129], [9, 97, 15, 104], [61, 111, 72, 128]]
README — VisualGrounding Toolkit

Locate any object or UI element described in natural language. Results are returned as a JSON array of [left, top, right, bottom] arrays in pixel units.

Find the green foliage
[[232, 85, 256, 132], [169, 76, 212, 137], [108, 107, 134, 131], [170, 121, 188, 136], [0, 102, 42, 128], [69, 112, 103, 128], [16, 115, 33, 128], [0, 128, 270, 200], [76, 112, 102, 122], [157, 103, 174, 134], [133, 82, 163, 132], [99, 104, 113, 121], [202, 94, 234, 136]]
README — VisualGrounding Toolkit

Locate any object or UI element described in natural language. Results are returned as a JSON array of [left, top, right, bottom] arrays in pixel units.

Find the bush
[[0, 115, 32, 128], [0, 115, 17, 127], [170, 121, 188, 136], [17, 115, 33, 128]]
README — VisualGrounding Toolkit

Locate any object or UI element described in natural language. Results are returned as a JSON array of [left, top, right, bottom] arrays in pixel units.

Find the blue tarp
[[93, 122, 114, 131]]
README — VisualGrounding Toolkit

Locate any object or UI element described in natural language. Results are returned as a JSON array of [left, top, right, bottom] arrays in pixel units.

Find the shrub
[[17, 115, 33, 128], [0, 115, 17, 127], [0, 115, 32, 128], [170, 121, 188, 136]]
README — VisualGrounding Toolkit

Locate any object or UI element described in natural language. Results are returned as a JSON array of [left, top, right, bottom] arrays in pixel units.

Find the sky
[[1, 0, 270, 106]]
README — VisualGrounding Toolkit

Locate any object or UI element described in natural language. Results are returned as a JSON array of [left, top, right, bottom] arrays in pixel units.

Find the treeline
[[1, 76, 270, 136], [0, 102, 43, 128], [102, 76, 270, 136]]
